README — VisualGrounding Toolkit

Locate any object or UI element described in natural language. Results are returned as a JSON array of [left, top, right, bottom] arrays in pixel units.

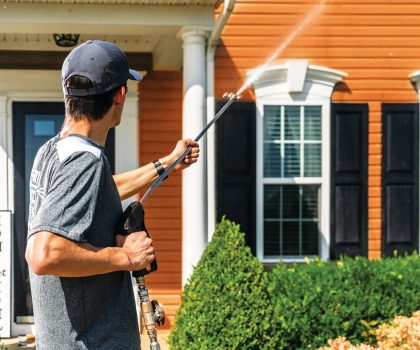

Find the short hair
[[64, 76, 120, 121]]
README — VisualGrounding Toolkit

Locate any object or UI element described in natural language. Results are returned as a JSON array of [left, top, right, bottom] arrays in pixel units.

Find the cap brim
[[128, 69, 143, 81]]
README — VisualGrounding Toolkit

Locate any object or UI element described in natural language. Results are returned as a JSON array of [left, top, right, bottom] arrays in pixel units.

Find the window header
[[248, 60, 347, 101]]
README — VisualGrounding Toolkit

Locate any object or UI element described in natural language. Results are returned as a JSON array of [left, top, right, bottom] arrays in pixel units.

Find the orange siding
[[215, 0, 420, 258], [135, 0, 420, 333], [139, 71, 183, 331]]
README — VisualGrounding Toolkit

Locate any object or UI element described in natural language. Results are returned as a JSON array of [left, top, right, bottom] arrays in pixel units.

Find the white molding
[[409, 70, 420, 91], [0, 3, 214, 35], [409, 70, 420, 255], [0, 211, 12, 338], [253, 61, 346, 262], [0, 96, 8, 211], [249, 61, 347, 101]]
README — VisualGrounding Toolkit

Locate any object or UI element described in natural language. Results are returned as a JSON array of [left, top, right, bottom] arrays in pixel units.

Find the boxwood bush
[[267, 255, 420, 349], [168, 218, 274, 350], [169, 217, 420, 349]]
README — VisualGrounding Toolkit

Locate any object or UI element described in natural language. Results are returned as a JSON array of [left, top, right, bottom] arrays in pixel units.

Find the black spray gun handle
[[116, 201, 158, 277]]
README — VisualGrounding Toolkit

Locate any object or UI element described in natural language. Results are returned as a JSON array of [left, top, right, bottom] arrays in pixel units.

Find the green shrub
[[168, 218, 274, 350], [267, 254, 420, 349]]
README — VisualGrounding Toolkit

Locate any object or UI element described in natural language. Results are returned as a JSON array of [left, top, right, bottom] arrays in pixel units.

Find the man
[[25, 40, 199, 350]]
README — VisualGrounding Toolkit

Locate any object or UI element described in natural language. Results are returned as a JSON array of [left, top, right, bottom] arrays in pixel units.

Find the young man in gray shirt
[[25, 40, 199, 350]]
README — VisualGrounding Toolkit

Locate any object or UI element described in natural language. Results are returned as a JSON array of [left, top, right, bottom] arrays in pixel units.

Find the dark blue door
[[13, 102, 115, 322]]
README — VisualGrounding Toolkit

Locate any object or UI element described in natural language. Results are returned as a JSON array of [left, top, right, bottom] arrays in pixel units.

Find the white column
[[0, 96, 8, 210], [179, 27, 210, 285], [115, 94, 139, 209]]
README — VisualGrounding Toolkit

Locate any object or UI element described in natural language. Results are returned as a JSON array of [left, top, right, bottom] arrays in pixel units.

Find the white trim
[[249, 62, 346, 101], [409, 70, 420, 253], [0, 211, 12, 338], [253, 61, 346, 263], [263, 178, 322, 185], [0, 3, 214, 35], [0, 96, 8, 211]]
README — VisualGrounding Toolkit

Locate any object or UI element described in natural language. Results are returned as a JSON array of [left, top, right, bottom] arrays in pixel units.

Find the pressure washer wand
[[140, 93, 239, 204]]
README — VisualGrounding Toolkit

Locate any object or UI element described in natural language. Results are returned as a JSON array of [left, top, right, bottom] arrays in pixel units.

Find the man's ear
[[114, 85, 126, 105]]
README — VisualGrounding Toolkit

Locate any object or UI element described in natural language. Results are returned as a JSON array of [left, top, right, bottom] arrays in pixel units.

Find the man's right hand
[[116, 231, 155, 271]]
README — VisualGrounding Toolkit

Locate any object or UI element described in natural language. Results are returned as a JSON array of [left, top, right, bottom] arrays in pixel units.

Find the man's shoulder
[[56, 135, 103, 164]]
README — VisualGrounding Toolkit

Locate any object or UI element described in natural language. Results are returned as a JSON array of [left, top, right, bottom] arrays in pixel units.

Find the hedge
[[268, 255, 420, 349], [169, 218, 420, 349], [168, 218, 274, 350]]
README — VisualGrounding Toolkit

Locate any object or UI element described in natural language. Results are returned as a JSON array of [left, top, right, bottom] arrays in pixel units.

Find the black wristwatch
[[153, 159, 168, 180]]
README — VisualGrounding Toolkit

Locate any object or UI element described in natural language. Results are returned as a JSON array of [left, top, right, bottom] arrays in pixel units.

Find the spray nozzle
[[222, 92, 240, 100]]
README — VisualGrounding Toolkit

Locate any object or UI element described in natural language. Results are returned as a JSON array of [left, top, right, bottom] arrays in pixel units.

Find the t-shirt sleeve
[[28, 151, 104, 242]]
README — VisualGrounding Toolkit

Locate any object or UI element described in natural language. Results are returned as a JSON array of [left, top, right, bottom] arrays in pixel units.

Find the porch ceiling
[[0, 2, 215, 70]]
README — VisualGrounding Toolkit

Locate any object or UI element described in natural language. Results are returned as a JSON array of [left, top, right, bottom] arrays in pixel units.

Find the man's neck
[[60, 114, 112, 146]]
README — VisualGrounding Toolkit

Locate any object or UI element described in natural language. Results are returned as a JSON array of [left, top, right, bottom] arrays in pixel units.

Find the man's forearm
[[113, 155, 173, 200], [26, 231, 131, 277]]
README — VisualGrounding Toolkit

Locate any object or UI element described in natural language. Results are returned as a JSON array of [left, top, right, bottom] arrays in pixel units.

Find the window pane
[[285, 106, 300, 140], [263, 185, 319, 258], [34, 120, 55, 136], [264, 221, 280, 256], [264, 186, 280, 218], [304, 106, 322, 140], [264, 143, 281, 177], [304, 144, 321, 177], [264, 106, 281, 141], [302, 186, 319, 218], [302, 222, 319, 255], [283, 221, 299, 255], [284, 143, 300, 177], [283, 186, 299, 219]]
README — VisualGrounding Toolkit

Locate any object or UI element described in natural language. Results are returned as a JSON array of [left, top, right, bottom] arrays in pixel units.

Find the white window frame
[[251, 60, 346, 263], [409, 70, 420, 252]]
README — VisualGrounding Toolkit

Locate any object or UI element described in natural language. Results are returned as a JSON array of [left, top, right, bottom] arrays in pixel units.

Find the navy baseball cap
[[62, 40, 142, 96]]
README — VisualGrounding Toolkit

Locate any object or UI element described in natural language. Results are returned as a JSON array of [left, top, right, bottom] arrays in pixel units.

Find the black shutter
[[330, 103, 368, 259], [216, 100, 256, 254], [382, 103, 419, 256]]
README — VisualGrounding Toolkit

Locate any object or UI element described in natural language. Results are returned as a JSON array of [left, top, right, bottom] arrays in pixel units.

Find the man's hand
[[167, 138, 200, 172], [116, 231, 155, 271]]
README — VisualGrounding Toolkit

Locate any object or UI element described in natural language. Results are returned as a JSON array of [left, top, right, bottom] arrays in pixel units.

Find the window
[[252, 60, 346, 262], [263, 105, 322, 259]]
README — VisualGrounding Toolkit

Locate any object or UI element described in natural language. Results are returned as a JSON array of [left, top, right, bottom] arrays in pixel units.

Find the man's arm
[[26, 230, 154, 277], [113, 138, 199, 201]]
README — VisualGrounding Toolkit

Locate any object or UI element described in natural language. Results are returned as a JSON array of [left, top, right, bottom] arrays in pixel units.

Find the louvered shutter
[[330, 103, 368, 258], [382, 103, 419, 256], [216, 101, 257, 254]]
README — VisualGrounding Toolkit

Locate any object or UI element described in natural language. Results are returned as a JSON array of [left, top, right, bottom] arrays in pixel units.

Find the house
[[0, 0, 419, 339]]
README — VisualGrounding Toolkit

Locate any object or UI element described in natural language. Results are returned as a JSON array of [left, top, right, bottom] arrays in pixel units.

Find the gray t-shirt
[[28, 134, 140, 350]]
